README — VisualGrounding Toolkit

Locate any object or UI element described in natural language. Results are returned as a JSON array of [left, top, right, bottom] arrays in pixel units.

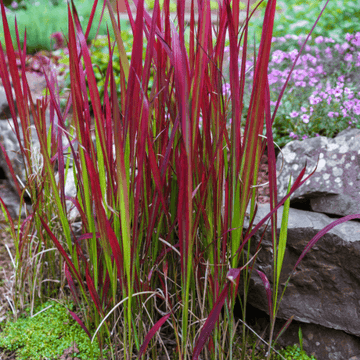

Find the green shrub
[[249, 0, 360, 44], [0, 0, 130, 54]]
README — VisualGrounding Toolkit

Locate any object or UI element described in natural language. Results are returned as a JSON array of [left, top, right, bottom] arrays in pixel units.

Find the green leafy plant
[[1, 0, 359, 359], [0, 301, 103, 359], [0, 0, 130, 53], [275, 344, 316, 360], [249, 0, 360, 44]]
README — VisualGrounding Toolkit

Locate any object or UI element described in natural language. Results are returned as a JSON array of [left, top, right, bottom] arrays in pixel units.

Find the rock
[[242, 203, 360, 359], [244, 303, 360, 360], [0, 119, 27, 192], [0, 180, 28, 218], [0, 115, 62, 193], [0, 86, 16, 120], [276, 128, 360, 217], [55, 170, 80, 223]]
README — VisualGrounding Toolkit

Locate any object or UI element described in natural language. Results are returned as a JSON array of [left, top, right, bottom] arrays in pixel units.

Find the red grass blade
[[64, 263, 80, 305], [273, 315, 294, 344], [292, 214, 360, 272], [85, 265, 104, 317], [256, 269, 273, 324], [193, 269, 241, 359], [67, 308, 92, 340], [137, 313, 171, 358], [39, 217, 84, 288]]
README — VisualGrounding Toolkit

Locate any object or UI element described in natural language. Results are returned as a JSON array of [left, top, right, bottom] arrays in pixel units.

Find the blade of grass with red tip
[[137, 313, 171, 358], [193, 269, 241, 359], [230, 0, 277, 269]]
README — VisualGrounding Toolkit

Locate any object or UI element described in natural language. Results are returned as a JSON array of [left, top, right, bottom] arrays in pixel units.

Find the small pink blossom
[[301, 114, 310, 123], [290, 111, 299, 118], [333, 88, 344, 97], [346, 33, 354, 42], [353, 105, 360, 116], [315, 36, 324, 44], [325, 37, 335, 43], [344, 53, 353, 62], [324, 47, 332, 57], [351, 33, 360, 47], [301, 106, 307, 112]]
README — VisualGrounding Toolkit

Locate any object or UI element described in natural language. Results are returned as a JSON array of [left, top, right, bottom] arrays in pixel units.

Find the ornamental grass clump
[[222, 31, 360, 148], [1, 0, 360, 359]]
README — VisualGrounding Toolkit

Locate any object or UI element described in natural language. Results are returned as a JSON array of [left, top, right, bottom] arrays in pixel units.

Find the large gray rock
[[246, 304, 360, 360], [0, 114, 61, 193], [0, 86, 16, 120], [243, 203, 360, 358], [277, 128, 360, 216]]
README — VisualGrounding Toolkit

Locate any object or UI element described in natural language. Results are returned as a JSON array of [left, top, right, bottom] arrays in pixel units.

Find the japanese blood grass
[[1, 0, 360, 359]]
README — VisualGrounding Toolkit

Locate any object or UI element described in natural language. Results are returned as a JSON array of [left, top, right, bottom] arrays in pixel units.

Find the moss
[[0, 301, 104, 359]]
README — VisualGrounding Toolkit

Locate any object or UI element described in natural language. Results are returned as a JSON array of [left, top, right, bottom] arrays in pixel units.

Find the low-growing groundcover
[[222, 31, 360, 147], [0, 301, 103, 359]]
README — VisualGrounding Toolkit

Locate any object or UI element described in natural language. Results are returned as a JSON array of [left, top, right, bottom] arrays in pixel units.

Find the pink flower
[[333, 88, 344, 97], [290, 111, 299, 118], [289, 132, 298, 139], [344, 53, 353, 62], [344, 87, 353, 95], [324, 47, 332, 57], [302, 135, 308, 140], [301, 114, 310, 123], [272, 50, 286, 64], [315, 36, 324, 44], [328, 112, 335, 118], [351, 33, 360, 47], [346, 33, 354, 42], [325, 37, 335, 43], [320, 92, 328, 99], [11, 1, 18, 8], [309, 96, 322, 105], [222, 83, 231, 97], [301, 106, 307, 112], [353, 105, 360, 115], [344, 100, 355, 109]]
